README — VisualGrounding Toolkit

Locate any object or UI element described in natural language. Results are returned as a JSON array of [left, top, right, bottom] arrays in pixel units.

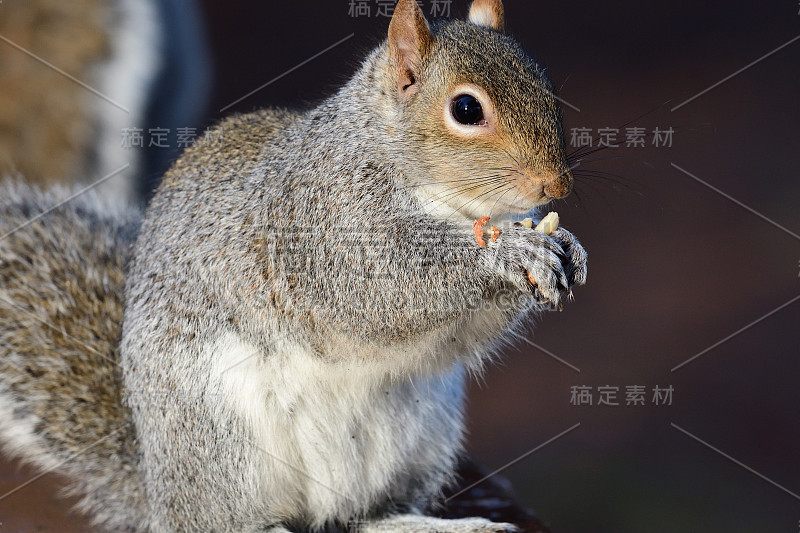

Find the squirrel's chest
[[209, 332, 467, 523]]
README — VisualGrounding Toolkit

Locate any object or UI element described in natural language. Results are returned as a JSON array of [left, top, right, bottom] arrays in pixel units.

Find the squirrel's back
[[0, 180, 144, 530], [0, 107, 301, 531]]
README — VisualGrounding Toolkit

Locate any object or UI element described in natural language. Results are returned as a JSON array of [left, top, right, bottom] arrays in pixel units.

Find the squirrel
[[0, 0, 587, 531], [0, 0, 209, 202]]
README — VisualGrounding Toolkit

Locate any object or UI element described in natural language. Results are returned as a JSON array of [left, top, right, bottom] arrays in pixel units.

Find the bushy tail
[[0, 180, 147, 531]]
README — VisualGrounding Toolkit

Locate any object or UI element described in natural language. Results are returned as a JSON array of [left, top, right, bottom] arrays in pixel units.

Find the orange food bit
[[472, 216, 491, 247], [489, 226, 500, 243]]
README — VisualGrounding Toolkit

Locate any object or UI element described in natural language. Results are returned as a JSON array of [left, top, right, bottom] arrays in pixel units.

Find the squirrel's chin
[[503, 196, 554, 213], [455, 198, 551, 222]]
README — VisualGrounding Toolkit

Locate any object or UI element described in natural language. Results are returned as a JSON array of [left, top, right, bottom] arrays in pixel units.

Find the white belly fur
[[208, 331, 470, 526]]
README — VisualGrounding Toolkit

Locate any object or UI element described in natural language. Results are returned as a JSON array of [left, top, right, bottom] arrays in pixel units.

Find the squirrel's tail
[[0, 179, 148, 531]]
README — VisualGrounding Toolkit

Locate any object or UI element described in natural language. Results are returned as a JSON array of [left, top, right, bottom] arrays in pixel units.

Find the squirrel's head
[[380, 0, 571, 219]]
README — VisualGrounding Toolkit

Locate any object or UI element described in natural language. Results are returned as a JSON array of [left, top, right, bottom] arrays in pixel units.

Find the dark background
[[1, 1, 798, 532]]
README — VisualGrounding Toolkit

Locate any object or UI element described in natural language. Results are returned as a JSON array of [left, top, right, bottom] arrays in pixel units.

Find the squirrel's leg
[[351, 514, 518, 533], [127, 370, 274, 533]]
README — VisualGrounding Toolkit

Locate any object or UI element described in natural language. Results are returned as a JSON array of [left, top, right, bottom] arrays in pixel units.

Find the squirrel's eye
[[451, 94, 485, 126]]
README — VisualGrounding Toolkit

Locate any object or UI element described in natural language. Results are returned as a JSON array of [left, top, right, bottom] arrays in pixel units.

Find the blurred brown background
[[1, 0, 798, 532]]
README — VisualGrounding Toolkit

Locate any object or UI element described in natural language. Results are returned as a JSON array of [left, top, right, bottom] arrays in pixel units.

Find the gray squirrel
[[0, 0, 587, 531]]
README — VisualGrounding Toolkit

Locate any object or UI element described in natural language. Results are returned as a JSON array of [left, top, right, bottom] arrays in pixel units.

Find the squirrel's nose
[[543, 168, 573, 199]]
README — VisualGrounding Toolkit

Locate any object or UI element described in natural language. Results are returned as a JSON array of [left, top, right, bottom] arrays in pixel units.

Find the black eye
[[451, 94, 484, 125]]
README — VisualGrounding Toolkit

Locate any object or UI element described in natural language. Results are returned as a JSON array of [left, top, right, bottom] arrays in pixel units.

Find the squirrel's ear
[[468, 0, 505, 32], [388, 0, 432, 102]]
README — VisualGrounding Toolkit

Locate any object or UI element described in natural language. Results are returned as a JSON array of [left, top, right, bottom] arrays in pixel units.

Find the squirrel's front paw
[[550, 227, 588, 289], [485, 225, 569, 305]]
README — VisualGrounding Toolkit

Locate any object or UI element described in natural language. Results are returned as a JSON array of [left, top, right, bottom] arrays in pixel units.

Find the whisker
[[574, 175, 641, 195], [396, 173, 509, 191], [488, 183, 517, 215], [446, 182, 514, 222], [414, 175, 512, 211], [566, 99, 675, 161]]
